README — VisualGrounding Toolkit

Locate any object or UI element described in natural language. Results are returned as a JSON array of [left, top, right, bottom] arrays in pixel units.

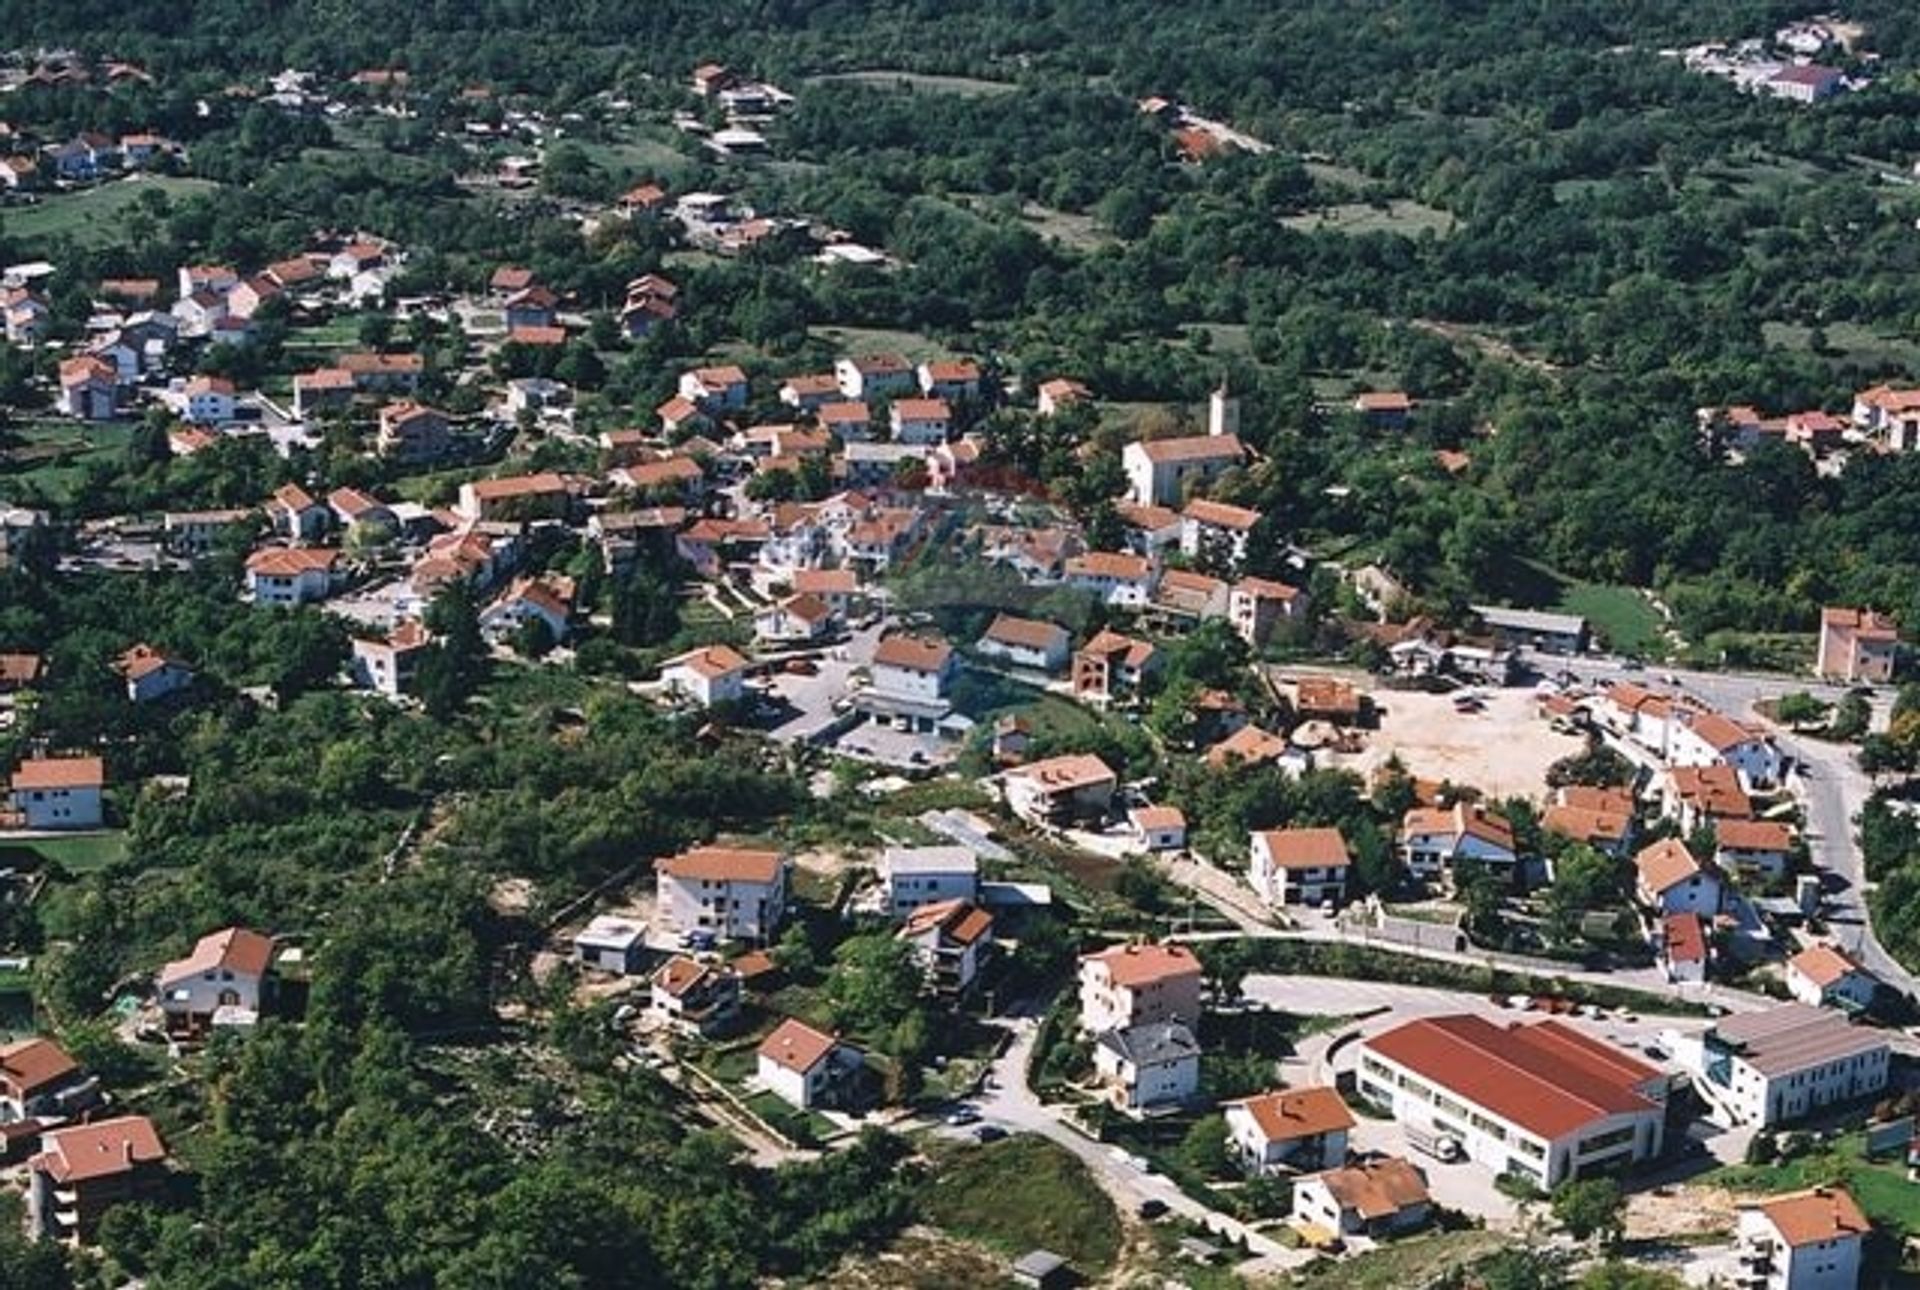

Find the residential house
[[1398, 803, 1519, 886], [1077, 942, 1203, 1034], [0, 1037, 97, 1122], [339, 350, 424, 394], [1678, 1004, 1888, 1128], [1116, 502, 1184, 554], [889, 397, 951, 445], [1735, 1188, 1867, 1290], [1633, 839, 1722, 917], [1662, 764, 1755, 833], [660, 644, 751, 709], [182, 375, 236, 424], [834, 353, 915, 400], [650, 955, 741, 1035], [1355, 1014, 1667, 1189], [350, 621, 432, 698], [1122, 434, 1244, 507], [1816, 608, 1896, 683], [1249, 827, 1352, 908], [678, 364, 749, 411], [1785, 944, 1878, 1012], [791, 568, 859, 614], [1224, 1085, 1356, 1175], [1541, 803, 1633, 858], [3, 288, 49, 344], [1661, 911, 1711, 986], [1669, 711, 1784, 789], [292, 367, 355, 418], [112, 643, 192, 704], [918, 358, 982, 401], [502, 285, 558, 330], [780, 373, 841, 410], [613, 455, 706, 500], [58, 356, 117, 420], [266, 483, 329, 543], [897, 898, 994, 996], [757, 1018, 861, 1110], [480, 575, 574, 646], [880, 846, 979, 917], [1093, 1021, 1200, 1114], [1072, 629, 1159, 702], [1036, 377, 1090, 417], [656, 845, 788, 945], [1204, 725, 1298, 773], [1064, 551, 1157, 608], [1005, 753, 1118, 826], [1229, 576, 1305, 647], [977, 614, 1070, 672], [1152, 568, 1229, 622], [1716, 818, 1795, 885], [0, 652, 45, 694], [871, 633, 957, 703], [572, 915, 646, 976], [10, 757, 105, 830], [1130, 806, 1187, 852], [1353, 390, 1413, 429], [328, 487, 397, 541], [456, 472, 574, 523], [162, 508, 253, 556], [245, 547, 340, 607], [27, 1116, 166, 1245], [1293, 1159, 1432, 1239], [754, 593, 836, 644], [1180, 498, 1261, 569], [378, 402, 453, 463], [156, 926, 272, 1031]]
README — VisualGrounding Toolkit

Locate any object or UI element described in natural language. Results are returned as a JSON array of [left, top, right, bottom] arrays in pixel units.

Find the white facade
[[1674, 1006, 1890, 1128], [1737, 1196, 1865, 1290], [1076, 946, 1203, 1035], [158, 960, 263, 1019], [880, 847, 978, 917], [870, 659, 951, 702], [657, 864, 788, 945], [11, 782, 102, 830], [1092, 1025, 1199, 1112], [247, 565, 333, 607]]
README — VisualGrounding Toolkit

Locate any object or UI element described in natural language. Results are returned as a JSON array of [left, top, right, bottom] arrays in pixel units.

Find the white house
[[1669, 711, 1784, 790], [1785, 944, 1878, 1011], [1715, 818, 1795, 885], [245, 547, 340, 607], [1122, 434, 1245, 507], [870, 633, 956, 701], [1354, 1014, 1667, 1189], [1092, 1021, 1200, 1114], [880, 846, 979, 917], [480, 576, 573, 646], [1180, 498, 1260, 568], [918, 359, 982, 401], [660, 644, 751, 708], [1736, 1188, 1867, 1290], [112, 643, 192, 704], [888, 397, 951, 445], [1293, 1158, 1432, 1240], [1224, 1085, 1355, 1175], [1670, 1004, 1888, 1128], [573, 915, 646, 975], [266, 483, 329, 544], [833, 353, 915, 400], [1632, 839, 1722, 917], [1077, 942, 1203, 1034], [1004, 753, 1117, 826], [1249, 827, 1351, 908], [754, 592, 836, 644], [896, 898, 993, 996], [182, 374, 237, 424], [650, 955, 742, 1035], [0, 1036, 98, 1123], [1661, 912, 1711, 986], [677, 364, 749, 411], [1398, 803, 1518, 885], [1063, 551, 1157, 608], [350, 621, 431, 698], [9, 757, 104, 830], [976, 614, 1070, 672], [1130, 805, 1187, 852], [757, 1018, 860, 1110], [156, 926, 272, 1030], [655, 846, 789, 944]]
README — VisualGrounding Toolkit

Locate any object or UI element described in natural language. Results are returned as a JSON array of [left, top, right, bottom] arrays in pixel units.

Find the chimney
[[1208, 380, 1240, 439]]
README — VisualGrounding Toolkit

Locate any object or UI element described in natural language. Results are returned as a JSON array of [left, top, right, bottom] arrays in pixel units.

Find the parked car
[[1137, 1199, 1168, 1220], [974, 1125, 1007, 1144], [944, 1107, 981, 1126]]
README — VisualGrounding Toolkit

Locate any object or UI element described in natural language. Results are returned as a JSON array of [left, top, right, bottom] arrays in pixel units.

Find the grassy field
[[1555, 582, 1666, 657], [4, 175, 221, 248], [806, 70, 1018, 98], [0, 419, 134, 503], [1282, 199, 1456, 238], [576, 132, 695, 180], [1017, 201, 1117, 251], [806, 324, 949, 362], [1762, 319, 1920, 374], [0, 833, 131, 874], [922, 1135, 1123, 1276], [1297, 1228, 1508, 1290], [1711, 1131, 1920, 1235]]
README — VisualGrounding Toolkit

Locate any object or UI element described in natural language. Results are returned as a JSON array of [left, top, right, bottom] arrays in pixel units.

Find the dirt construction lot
[[1319, 681, 1586, 800]]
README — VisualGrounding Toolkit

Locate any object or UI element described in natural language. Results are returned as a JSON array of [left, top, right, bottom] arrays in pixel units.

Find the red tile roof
[[0, 1037, 78, 1097], [1254, 827, 1351, 871], [657, 846, 782, 885], [33, 1115, 164, 1183], [1363, 1015, 1660, 1140], [1082, 941, 1201, 989], [11, 756, 104, 791], [1759, 1188, 1870, 1248], [1230, 1085, 1355, 1142], [758, 1017, 838, 1073], [158, 927, 273, 985]]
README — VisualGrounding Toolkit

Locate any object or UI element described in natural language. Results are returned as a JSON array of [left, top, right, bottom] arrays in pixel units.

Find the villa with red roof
[[1077, 941, 1203, 1034], [157, 926, 273, 1031], [655, 845, 789, 944], [1816, 607, 1896, 684], [1225, 1085, 1356, 1174], [756, 1017, 862, 1110], [1355, 1014, 1667, 1188], [27, 1115, 167, 1244], [10, 756, 105, 830]]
